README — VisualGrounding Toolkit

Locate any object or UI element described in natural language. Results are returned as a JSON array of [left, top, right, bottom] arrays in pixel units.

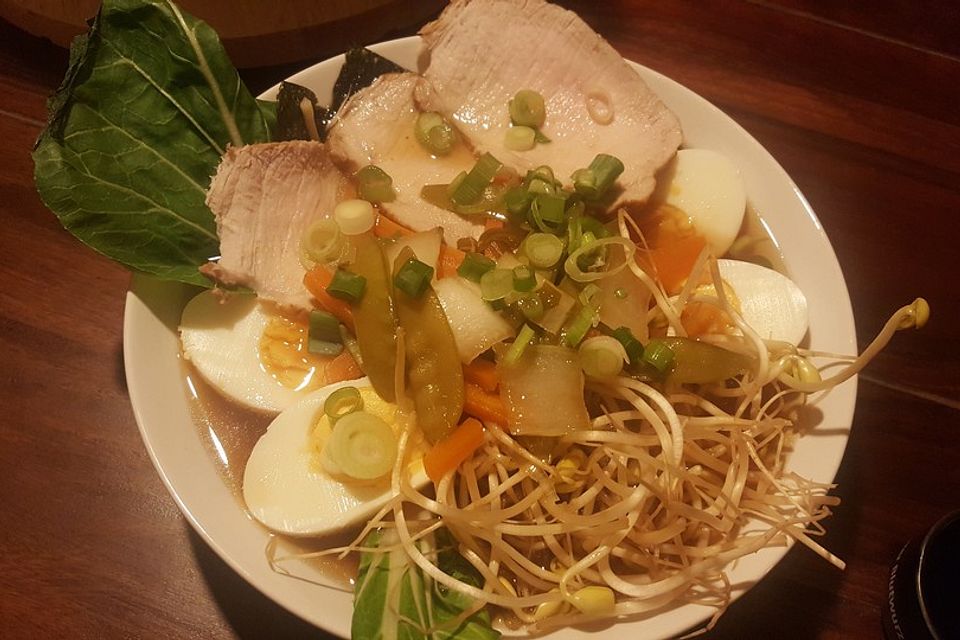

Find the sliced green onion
[[299, 218, 343, 268], [523, 233, 563, 269], [446, 171, 467, 198], [533, 128, 551, 144], [322, 410, 397, 480], [580, 215, 608, 239], [393, 257, 434, 298], [566, 213, 583, 254], [450, 153, 502, 205], [326, 269, 367, 303], [333, 199, 375, 236], [509, 89, 546, 128], [575, 230, 602, 272], [516, 294, 544, 321], [356, 165, 396, 203], [505, 125, 536, 151], [572, 154, 624, 199], [529, 193, 566, 232], [512, 265, 537, 292], [480, 268, 514, 301], [562, 304, 598, 347], [610, 326, 644, 364], [579, 336, 627, 379], [504, 187, 533, 220], [309, 310, 344, 355], [578, 283, 601, 308], [457, 252, 496, 282], [414, 111, 456, 156], [527, 177, 556, 195], [324, 386, 363, 423], [643, 338, 676, 374], [564, 236, 636, 283], [571, 168, 596, 195], [525, 165, 559, 195], [504, 324, 536, 365]]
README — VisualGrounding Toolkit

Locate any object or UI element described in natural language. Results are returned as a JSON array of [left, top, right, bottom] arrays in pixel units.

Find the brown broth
[[182, 359, 272, 496], [181, 359, 359, 587], [729, 203, 789, 276]]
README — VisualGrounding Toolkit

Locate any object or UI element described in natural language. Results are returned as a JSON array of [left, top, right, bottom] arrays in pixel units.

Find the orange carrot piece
[[438, 245, 465, 279], [374, 212, 464, 278], [424, 418, 485, 482], [463, 382, 509, 426], [484, 217, 504, 232], [373, 213, 415, 238], [303, 266, 355, 333], [324, 349, 363, 383], [462, 359, 499, 393]]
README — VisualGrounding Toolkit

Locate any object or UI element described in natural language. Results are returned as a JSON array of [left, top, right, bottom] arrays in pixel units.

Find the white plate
[[123, 36, 857, 639]]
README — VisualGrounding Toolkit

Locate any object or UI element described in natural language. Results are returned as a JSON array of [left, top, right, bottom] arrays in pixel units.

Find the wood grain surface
[[1, 1, 958, 638]]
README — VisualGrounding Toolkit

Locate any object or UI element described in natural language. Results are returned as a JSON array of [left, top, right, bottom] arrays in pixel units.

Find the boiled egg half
[[664, 148, 747, 257], [180, 290, 352, 414], [717, 259, 808, 345], [242, 379, 429, 537], [681, 259, 808, 345]]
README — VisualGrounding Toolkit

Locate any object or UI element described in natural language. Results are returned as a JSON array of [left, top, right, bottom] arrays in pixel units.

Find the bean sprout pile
[[285, 213, 928, 634]]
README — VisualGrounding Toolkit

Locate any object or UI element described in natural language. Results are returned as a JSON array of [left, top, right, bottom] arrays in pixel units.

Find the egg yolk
[[258, 312, 328, 391], [635, 204, 707, 294], [680, 282, 742, 338]]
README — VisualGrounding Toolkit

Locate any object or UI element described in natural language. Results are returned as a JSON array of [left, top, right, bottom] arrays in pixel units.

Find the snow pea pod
[[391, 247, 464, 444], [658, 337, 754, 384], [346, 232, 398, 402]]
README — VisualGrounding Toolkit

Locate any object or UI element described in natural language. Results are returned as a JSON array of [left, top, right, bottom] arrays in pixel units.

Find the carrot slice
[[373, 213, 414, 238], [438, 245, 465, 278], [374, 212, 464, 278], [463, 382, 509, 426], [484, 217, 504, 232], [324, 349, 363, 383], [424, 418, 485, 483], [462, 359, 498, 393], [303, 266, 355, 333]]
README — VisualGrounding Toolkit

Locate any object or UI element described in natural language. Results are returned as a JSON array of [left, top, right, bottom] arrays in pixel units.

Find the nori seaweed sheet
[[274, 81, 331, 142], [331, 48, 406, 114], [270, 48, 406, 142]]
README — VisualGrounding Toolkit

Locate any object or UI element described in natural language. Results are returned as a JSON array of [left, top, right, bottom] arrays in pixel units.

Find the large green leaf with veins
[[33, 0, 272, 286]]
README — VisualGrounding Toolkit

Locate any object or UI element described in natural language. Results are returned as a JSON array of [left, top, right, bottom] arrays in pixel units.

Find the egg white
[[242, 379, 428, 537], [718, 259, 809, 345], [665, 148, 747, 256], [180, 290, 304, 413]]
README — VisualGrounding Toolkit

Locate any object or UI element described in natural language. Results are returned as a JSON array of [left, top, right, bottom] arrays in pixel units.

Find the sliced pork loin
[[418, 0, 682, 206], [203, 141, 349, 311], [327, 72, 485, 245]]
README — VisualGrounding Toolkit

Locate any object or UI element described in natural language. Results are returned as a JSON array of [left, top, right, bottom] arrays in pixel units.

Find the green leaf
[[32, 0, 271, 287], [352, 528, 501, 640]]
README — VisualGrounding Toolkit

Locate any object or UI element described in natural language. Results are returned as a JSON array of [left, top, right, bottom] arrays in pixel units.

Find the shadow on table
[[187, 525, 339, 639]]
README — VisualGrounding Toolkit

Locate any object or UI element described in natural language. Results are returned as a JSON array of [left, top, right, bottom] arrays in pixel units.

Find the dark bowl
[[884, 510, 960, 640]]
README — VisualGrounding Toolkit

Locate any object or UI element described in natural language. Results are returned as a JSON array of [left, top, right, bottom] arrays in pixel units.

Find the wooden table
[[2, 1, 958, 638]]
